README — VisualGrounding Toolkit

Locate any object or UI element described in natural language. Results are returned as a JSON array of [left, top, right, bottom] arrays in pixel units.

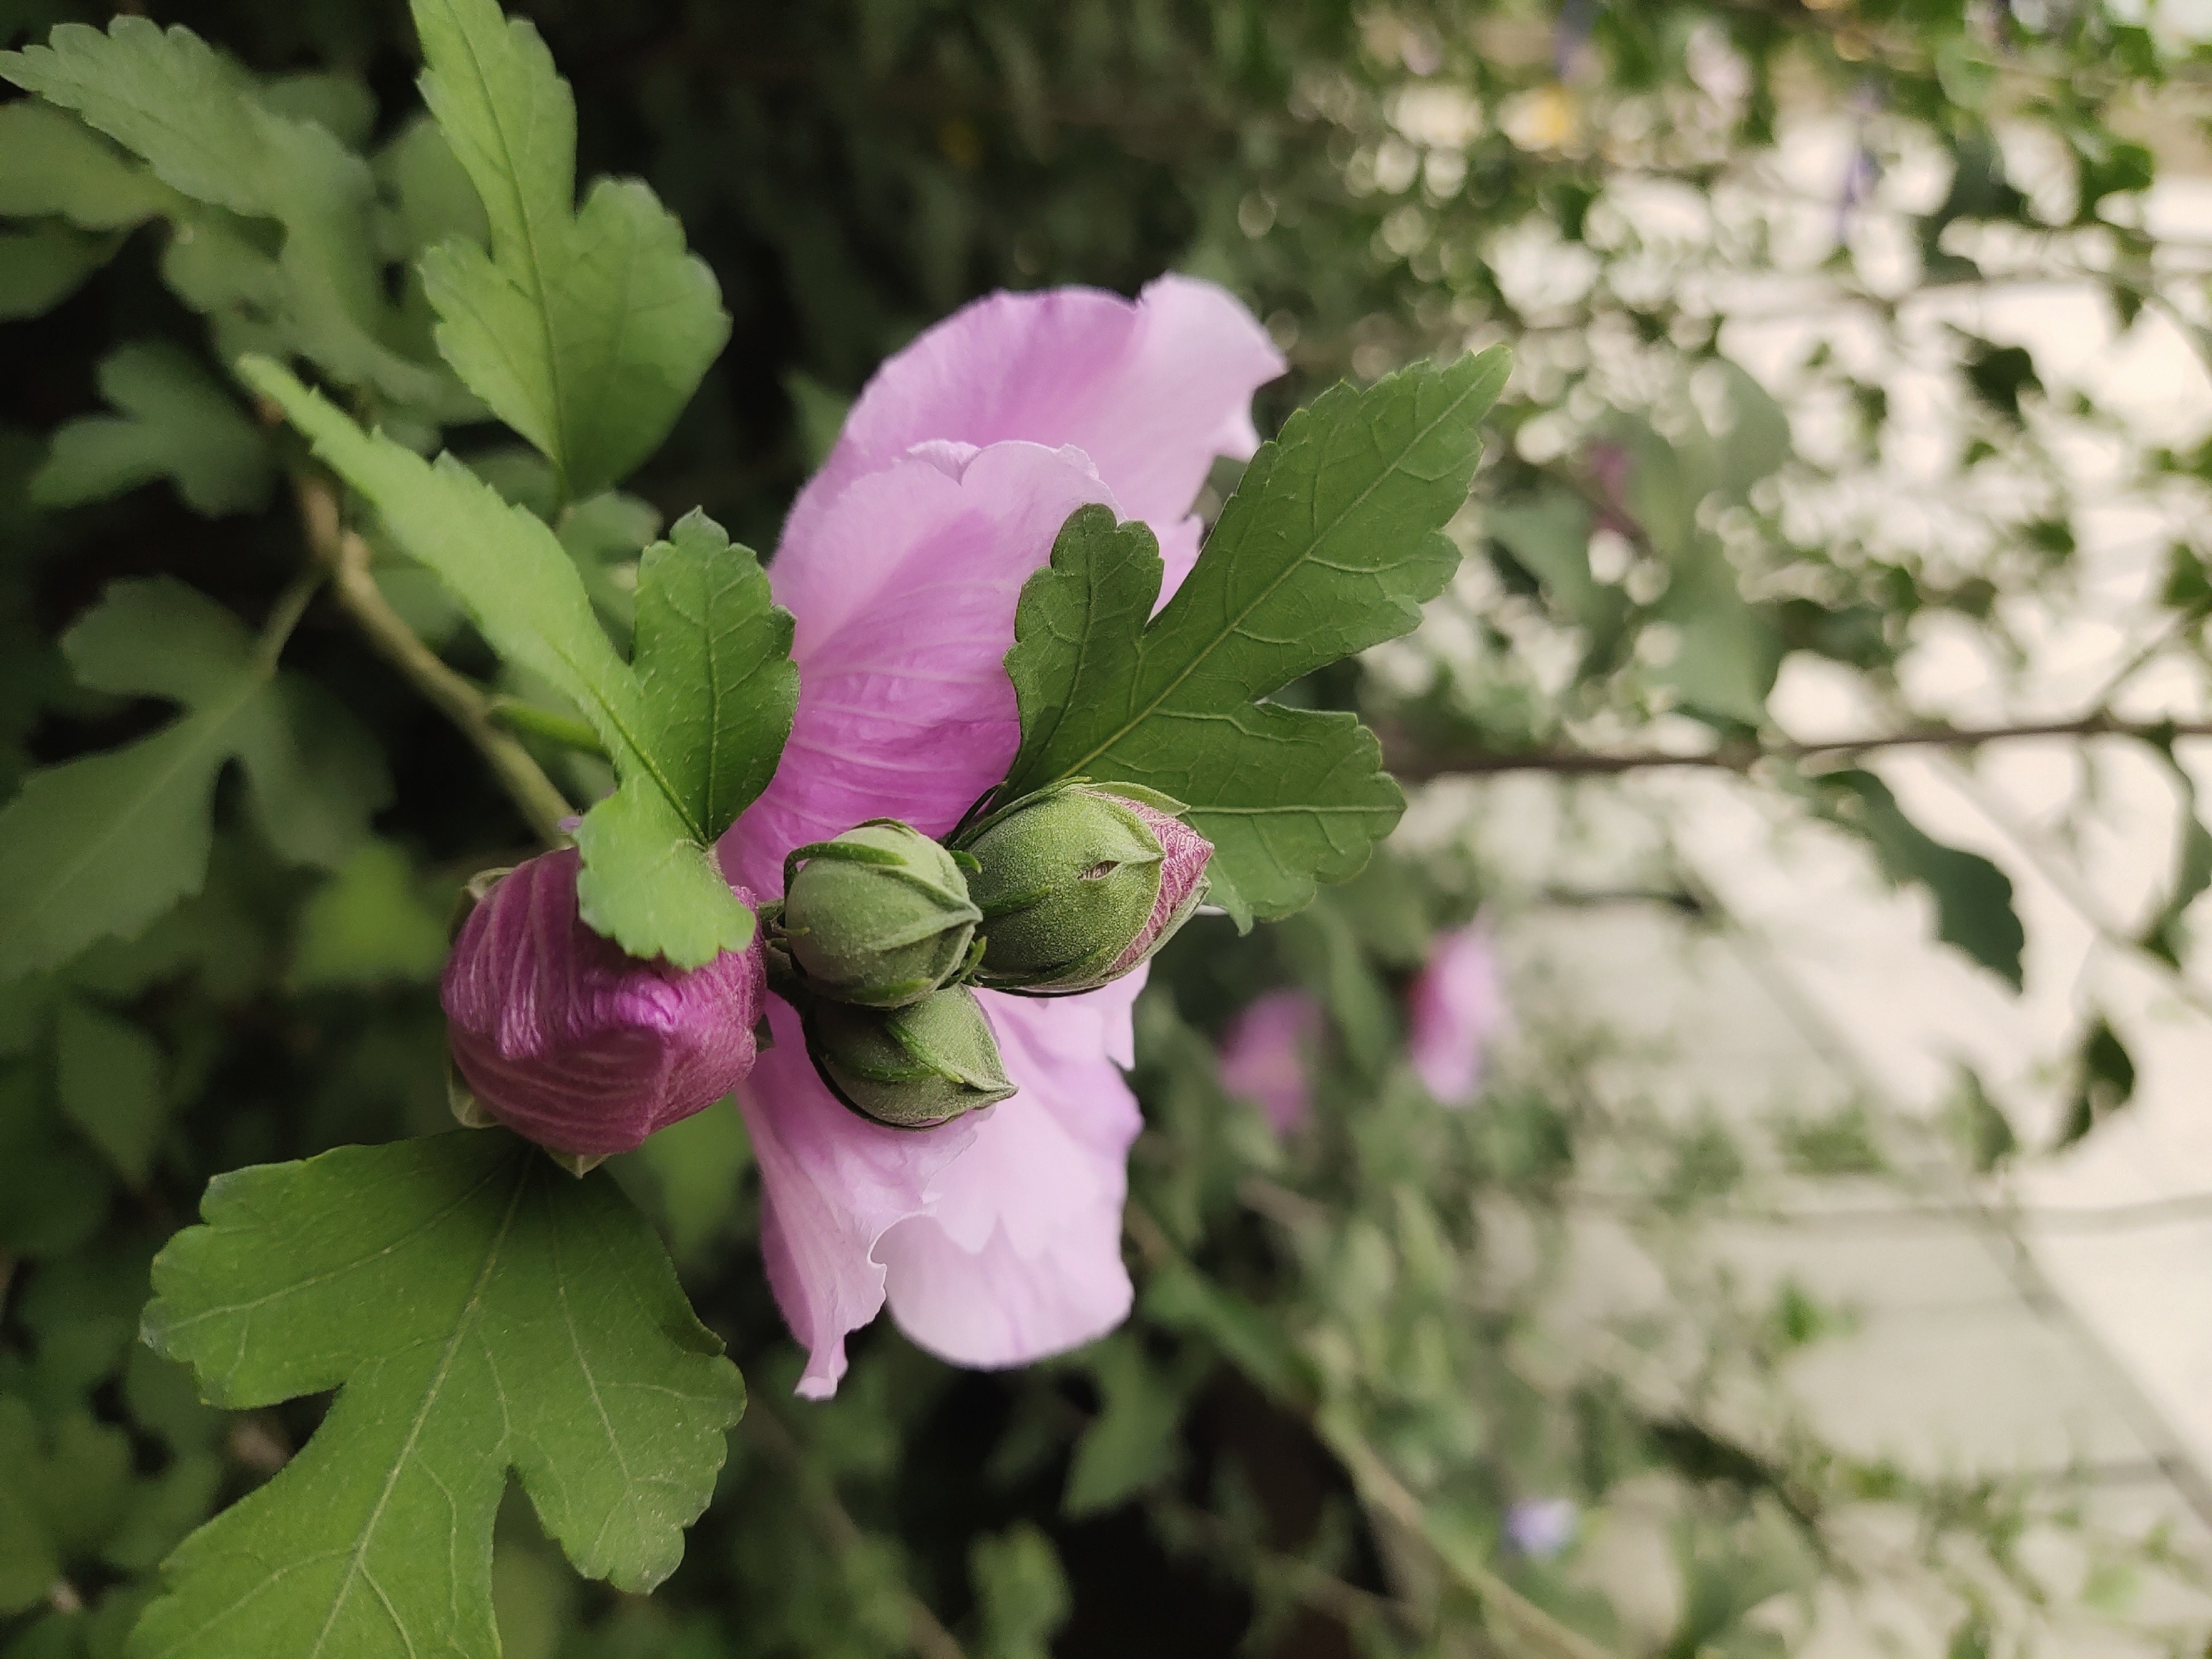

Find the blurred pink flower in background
[[1406, 922, 1507, 1105], [442, 849, 765, 1159], [1217, 988, 1325, 1136], [719, 276, 1284, 1397]]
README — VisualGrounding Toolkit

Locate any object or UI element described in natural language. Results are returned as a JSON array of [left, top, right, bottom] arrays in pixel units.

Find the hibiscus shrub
[[0, 0, 1521, 1649], [6, 0, 2210, 1656]]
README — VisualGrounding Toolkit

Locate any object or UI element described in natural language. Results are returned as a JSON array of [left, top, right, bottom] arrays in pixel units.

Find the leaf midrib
[[527, 604, 702, 845], [303, 1153, 530, 1659], [1039, 363, 1490, 789], [1022, 511, 1117, 786], [698, 568, 730, 836], [550, 1182, 634, 1566], [442, 0, 572, 499]]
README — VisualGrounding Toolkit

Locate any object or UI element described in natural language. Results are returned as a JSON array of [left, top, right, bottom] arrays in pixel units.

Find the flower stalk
[[292, 472, 576, 846]]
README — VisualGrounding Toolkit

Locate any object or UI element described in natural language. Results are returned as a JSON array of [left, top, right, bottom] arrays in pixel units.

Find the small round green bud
[[961, 785, 1212, 994], [782, 820, 982, 1008], [803, 985, 1016, 1130]]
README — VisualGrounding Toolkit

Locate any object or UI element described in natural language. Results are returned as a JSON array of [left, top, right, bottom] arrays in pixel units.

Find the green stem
[[293, 474, 576, 846], [487, 696, 610, 758]]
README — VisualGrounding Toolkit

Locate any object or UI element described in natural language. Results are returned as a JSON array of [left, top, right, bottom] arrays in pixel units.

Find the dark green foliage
[[0, 577, 387, 979], [2057, 1015, 2137, 1151], [1807, 770, 2025, 991]]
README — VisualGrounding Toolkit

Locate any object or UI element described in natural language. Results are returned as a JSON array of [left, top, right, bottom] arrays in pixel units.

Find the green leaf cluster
[[0, 1221, 227, 1647], [241, 357, 793, 966], [32, 343, 273, 519], [5, 0, 2195, 1652], [0, 22, 469, 416], [1000, 349, 1509, 926]]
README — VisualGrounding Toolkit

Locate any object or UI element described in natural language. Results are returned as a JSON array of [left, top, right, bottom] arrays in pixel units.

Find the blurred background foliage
[[8, 0, 2212, 1654]]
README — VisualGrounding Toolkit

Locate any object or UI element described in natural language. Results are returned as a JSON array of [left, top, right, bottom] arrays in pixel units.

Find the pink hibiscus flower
[[1406, 922, 1508, 1105], [720, 276, 1285, 1397]]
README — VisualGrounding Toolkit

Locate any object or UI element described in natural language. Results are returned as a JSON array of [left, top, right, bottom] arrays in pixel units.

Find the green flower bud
[[960, 784, 1212, 995], [782, 820, 982, 1008], [803, 985, 1016, 1130]]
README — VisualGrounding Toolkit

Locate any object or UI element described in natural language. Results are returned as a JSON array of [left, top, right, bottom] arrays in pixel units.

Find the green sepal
[[800, 986, 1015, 1131]]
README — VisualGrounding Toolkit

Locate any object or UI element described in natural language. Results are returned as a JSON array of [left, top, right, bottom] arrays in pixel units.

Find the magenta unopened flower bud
[[442, 849, 766, 1161], [961, 785, 1211, 994]]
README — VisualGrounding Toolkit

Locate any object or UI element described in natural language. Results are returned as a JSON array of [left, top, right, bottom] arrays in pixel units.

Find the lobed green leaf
[[632, 511, 800, 839], [287, 840, 449, 991], [0, 223, 118, 320], [1000, 349, 1508, 925], [0, 1068, 111, 1260], [32, 342, 273, 517], [0, 1399, 133, 1615], [410, 0, 729, 499], [0, 18, 462, 413], [0, 100, 177, 229], [2137, 736, 2212, 968], [55, 998, 167, 1187], [0, 21, 270, 216], [132, 1131, 747, 1659], [1809, 769, 2025, 991]]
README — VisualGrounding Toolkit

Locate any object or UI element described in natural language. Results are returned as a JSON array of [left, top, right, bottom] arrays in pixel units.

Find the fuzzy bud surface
[[963, 786, 1210, 994], [782, 819, 982, 1008]]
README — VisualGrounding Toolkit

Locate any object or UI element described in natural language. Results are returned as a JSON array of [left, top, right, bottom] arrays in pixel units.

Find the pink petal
[[442, 849, 765, 1158], [720, 441, 1114, 897], [1217, 988, 1323, 1137], [876, 975, 1145, 1368], [783, 275, 1284, 604], [1406, 923, 1508, 1106], [741, 976, 1144, 1392], [737, 997, 982, 1399], [1108, 800, 1213, 977]]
